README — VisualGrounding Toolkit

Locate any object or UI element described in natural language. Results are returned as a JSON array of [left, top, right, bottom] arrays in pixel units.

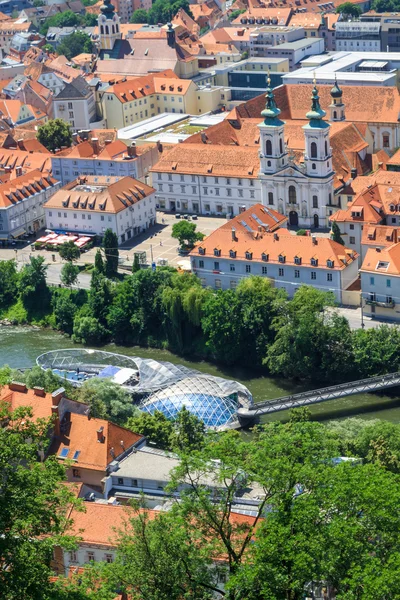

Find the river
[[1, 325, 400, 424]]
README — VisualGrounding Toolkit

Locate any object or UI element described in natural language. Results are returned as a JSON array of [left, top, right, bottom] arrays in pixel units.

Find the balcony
[[365, 297, 395, 308]]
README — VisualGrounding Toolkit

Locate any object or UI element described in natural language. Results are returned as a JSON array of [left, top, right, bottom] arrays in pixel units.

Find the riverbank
[[1, 325, 400, 424]]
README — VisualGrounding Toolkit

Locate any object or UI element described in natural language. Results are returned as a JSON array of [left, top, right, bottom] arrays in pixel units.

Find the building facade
[[53, 77, 97, 132], [360, 242, 400, 321], [44, 175, 156, 244], [335, 21, 381, 52]]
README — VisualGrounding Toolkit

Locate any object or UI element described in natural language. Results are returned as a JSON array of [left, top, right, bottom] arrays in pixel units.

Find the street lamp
[[360, 294, 365, 329]]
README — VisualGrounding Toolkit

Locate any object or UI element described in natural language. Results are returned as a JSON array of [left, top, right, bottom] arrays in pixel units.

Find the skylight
[[72, 450, 81, 461], [59, 448, 69, 459]]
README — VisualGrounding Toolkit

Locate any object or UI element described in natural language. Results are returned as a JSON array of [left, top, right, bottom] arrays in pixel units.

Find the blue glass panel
[[59, 448, 69, 458]]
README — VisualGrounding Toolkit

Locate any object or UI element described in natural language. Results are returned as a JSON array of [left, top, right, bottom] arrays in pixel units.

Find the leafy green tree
[[59, 241, 80, 263], [201, 289, 243, 364], [331, 220, 345, 245], [0, 404, 80, 600], [72, 315, 109, 345], [33, 0, 44, 6], [352, 325, 400, 378], [88, 268, 112, 324], [0, 260, 19, 310], [336, 1, 362, 16], [296, 229, 307, 236], [61, 262, 80, 288], [0, 365, 24, 387], [94, 249, 105, 274], [43, 44, 54, 53], [132, 253, 141, 273], [171, 220, 204, 249], [130, 8, 148, 22], [56, 31, 93, 59], [147, 0, 194, 24], [125, 410, 174, 449], [103, 229, 119, 278], [37, 118, 72, 152], [228, 7, 246, 20], [19, 255, 50, 314], [39, 10, 80, 34], [352, 420, 400, 473], [53, 292, 78, 334], [170, 406, 206, 452], [77, 377, 137, 423]]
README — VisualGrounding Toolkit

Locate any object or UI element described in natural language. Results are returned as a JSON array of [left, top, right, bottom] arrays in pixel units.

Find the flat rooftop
[[117, 112, 189, 141], [282, 70, 396, 85], [269, 37, 323, 50]]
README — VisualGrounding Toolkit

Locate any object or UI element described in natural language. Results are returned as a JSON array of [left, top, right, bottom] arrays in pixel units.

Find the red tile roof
[[361, 242, 400, 276]]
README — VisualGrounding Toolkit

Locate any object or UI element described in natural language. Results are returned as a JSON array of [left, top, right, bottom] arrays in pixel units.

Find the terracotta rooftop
[[0, 383, 56, 420], [44, 175, 155, 215], [330, 192, 383, 225], [0, 148, 52, 178], [107, 70, 192, 104], [50, 413, 144, 472], [361, 242, 400, 276], [192, 205, 358, 270], [232, 6, 292, 25], [362, 224, 400, 249], [55, 138, 151, 160], [0, 169, 58, 209]]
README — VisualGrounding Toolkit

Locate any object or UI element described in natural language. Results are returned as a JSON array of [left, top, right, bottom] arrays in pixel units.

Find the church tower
[[98, 0, 121, 51], [258, 77, 288, 175], [329, 77, 345, 122], [302, 81, 333, 179]]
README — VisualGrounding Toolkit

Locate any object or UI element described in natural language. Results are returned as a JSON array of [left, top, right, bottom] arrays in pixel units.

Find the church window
[[105, 25, 109, 34], [267, 161, 271, 167], [268, 192, 273, 205], [333, 110, 337, 119], [279, 138, 283, 154], [383, 133, 390, 148], [112, 25, 115, 34], [310, 142, 317, 159], [312, 163, 316, 170], [266, 139, 272, 156], [325, 140, 328, 156], [312, 195, 318, 208], [100, 25, 104, 34], [116, 24, 119, 32], [288, 186, 296, 204]]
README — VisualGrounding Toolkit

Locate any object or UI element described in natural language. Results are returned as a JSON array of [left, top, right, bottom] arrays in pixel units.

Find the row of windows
[[369, 277, 392, 288], [209, 260, 334, 279], [157, 174, 255, 186], [209, 271, 334, 288], [159, 183, 255, 199]]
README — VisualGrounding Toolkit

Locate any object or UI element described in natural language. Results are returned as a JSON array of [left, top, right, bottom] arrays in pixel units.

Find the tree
[[72, 315, 109, 345], [170, 406, 206, 452], [130, 8, 148, 22], [103, 229, 119, 278], [88, 269, 112, 324], [53, 292, 78, 334], [228, 8, 246, 20], [336, 1, 362, 16], [59, 241, 80, 263], [56, 31, 93, 59], [37, 118, 72, 152], [146, 0, 194, 24], [352, 325, 400, 378], [94, 249, 105, 274], [125, 410, 175, 449], [0, 404, 80, 600], [77, 377, 137, 423], [171, 221, 205, 249], [201, 289, 244, 365], [39, 10, 80, 34], [0, 260, 19, 310], [331, 220, 345, 245], [61, 262, 80, 287], [43, 44, 54, 53], [19, 255, 50, 314], [33, 0, 44, 6], [132, 253, 141, 273]]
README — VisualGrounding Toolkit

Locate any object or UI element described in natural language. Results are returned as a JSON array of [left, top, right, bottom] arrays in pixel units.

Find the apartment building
[[0, 169, 60, 240], [335, 21, 381, 52], [44, 175, 156, 244], [0, 19, 32, 55], [190, 205, 359, 303], [360, 242, 400, 321], [52, 137, 159, 185], [53, 76, 97, 132], [265, 37, 324, 70]]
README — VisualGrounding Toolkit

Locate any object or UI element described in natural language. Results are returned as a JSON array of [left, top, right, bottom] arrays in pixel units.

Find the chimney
[[231, 227, 237, 241], [9, 382, 27, 393], [376, 248, 381, 253], [350, 167, 357, 179], [127, 142, 137, 158], [273, 232, 279, 241], [110, 447, 115, 458], [97, 426, 105, 443], [51, 388, 64, 407], [200, 131, 207, 144], [15, 166, 22, 177], [312, 236, 318, 245], [17, 138, 24, 150], [157, 140, 163, 153], [51, 404, 60, 437], [120, 439, 125, 450], [91, 137, 99, 155], [33, 386, 45, 397], [104, 139, 112, 145]]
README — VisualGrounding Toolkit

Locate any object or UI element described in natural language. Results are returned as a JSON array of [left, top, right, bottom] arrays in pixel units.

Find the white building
[[265, 37, 325, 70], [335, 21, 381, 53], [51, 137, 159, 185], [53, 76, 97, 132], [0, 169, 61, 240], [190, 204, 359, 303], [360, 242, 400, 321], [43, 175, 156, 244]]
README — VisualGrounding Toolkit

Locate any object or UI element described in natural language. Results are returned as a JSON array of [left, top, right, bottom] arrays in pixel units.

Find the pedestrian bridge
[[237, 372, 400, 425]]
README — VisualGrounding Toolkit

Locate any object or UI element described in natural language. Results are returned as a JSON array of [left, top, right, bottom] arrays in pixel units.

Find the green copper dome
[[306, 83, 326, 122], [100, 0, 115, 17], [330, 77, 343, 99], [261, 77, 283, 125]]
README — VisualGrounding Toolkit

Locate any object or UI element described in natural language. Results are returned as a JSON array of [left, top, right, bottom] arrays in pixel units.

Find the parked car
[[192, 215, 198, 220], [175, 213, 181, 219]]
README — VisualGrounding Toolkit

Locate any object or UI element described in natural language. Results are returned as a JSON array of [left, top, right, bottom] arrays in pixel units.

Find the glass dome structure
[[36, 349, 253, 429]]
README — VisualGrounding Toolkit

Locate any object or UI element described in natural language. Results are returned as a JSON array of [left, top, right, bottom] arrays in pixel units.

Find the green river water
[[1, 325, 400, 424]]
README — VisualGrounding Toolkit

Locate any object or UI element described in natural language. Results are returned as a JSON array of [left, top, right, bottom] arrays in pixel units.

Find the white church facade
[[151, 81, 343, 229]]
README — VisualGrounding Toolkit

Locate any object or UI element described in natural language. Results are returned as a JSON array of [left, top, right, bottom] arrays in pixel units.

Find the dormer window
[[198, 247, 205, 255], [311, 258, 318, 267], [278, 255, 285, 263], [229, 250, 236, 258], [245, 251, 252, 260], [261, 252, 269, 262], [214, 248, 221, 257], [327, 259, 334, 268], [294, 256, 301, 265], [390, 204, 395, 212]]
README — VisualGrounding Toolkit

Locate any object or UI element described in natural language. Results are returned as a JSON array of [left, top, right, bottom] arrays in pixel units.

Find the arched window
[[313, 195, 318, 208], [325, 140, 328, 156], [279, 138, 283, 154], [112, 24, 115, 34], [289, 186, 296, 204], [268, 191, 274, 205], [105, 25, 109, 34], [310, 142, 317, 158], [333, 110, 337, 120], [267, 160, 271, 167], [116, 24, 119, 32], [312, 163, 316, 170], [266, 139, 272, 156], [100, 25, 104, 34]]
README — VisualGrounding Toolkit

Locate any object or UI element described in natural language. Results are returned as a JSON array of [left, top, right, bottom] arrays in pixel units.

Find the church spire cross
[[306, 80, 326, 123]]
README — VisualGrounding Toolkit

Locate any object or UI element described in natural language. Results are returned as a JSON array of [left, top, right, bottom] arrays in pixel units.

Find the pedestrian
[[160, 240, 163, 246]]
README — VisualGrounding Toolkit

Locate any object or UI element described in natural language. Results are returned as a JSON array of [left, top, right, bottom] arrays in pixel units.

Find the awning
[[10, 229, 26, 238], [0, 234, 9, 240]]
